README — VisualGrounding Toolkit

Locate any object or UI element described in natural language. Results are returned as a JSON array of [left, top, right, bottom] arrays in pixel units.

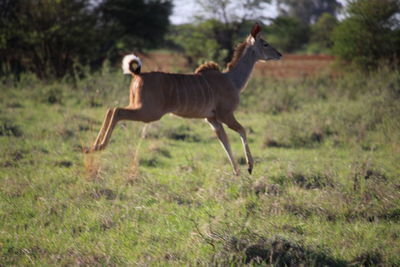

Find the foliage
[[277, 0, 342, 24], [196, 0, 271, 23], [99, 0, 172, 57], [0, 0, 97, 79], [332, 0, 400, 68], [308, 13, 338, 53], [168, 20, 228, 68], [0, 0, 172, 79], [170, 0, 271, 67], [266, 16, 310, 53]]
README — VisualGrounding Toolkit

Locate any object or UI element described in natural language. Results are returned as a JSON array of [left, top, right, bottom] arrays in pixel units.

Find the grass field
[[1, 61, 400, 265]]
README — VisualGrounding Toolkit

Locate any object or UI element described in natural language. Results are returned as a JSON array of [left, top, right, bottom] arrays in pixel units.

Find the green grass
[[1, 67, 399, 265]]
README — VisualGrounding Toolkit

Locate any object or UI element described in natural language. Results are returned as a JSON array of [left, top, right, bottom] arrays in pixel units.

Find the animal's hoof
[[248, 168, 252, 175]]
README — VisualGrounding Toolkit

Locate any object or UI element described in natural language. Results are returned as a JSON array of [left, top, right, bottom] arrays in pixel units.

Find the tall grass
[[0, 65, 399, 265]]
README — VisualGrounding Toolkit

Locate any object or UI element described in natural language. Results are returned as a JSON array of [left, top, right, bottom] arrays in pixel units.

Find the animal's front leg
[[220, 114, 254, 174], [206, 118, 240, 175]]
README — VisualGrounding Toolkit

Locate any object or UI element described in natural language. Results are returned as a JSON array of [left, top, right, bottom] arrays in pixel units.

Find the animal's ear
[[250, 22, 262, 38]]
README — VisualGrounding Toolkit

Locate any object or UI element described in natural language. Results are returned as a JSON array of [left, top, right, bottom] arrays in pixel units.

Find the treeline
[[169, 0, 400, 69], [1, 0, 399, 80], [0, 0, 172, 79]]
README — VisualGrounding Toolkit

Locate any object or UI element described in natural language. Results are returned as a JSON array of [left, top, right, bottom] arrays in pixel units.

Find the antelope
[[85, 22, 282, 175]]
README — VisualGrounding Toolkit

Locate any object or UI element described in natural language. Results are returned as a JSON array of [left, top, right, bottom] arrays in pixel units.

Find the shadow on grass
[[213, 235, 347, 266], [0, 117, 23, 137]]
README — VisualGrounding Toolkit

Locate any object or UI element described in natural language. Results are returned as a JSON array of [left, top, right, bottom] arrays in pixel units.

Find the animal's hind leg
[[94, 109, 113, 147], [206, 118, 240, 175], [85, 108, 113, 153], [96, 107, 162, 151]]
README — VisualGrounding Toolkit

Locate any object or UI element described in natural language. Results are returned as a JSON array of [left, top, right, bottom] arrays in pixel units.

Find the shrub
[[308, 13, 338, 53], [266, 16, 310, 53], [167, 20, 228, 68], [332, 0, 400, 68]]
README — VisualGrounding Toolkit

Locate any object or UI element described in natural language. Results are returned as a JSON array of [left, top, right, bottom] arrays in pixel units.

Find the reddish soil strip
[[254, 54, 335, 78], [136, 52, 335, 78]]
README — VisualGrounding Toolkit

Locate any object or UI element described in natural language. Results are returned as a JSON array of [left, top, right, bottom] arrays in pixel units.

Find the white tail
[[122, 54, 142, 75]]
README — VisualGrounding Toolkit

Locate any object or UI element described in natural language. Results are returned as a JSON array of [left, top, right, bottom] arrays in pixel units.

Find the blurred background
[[1, 0, 399, 80]]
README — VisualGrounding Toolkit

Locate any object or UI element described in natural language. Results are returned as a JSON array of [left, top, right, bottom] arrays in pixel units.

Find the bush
[[167, 20, 229, 69], [332, 0, 400, 68], [308, 13, 338, 53], [0, 0, 172, 79], [266, 16, 310, 53]]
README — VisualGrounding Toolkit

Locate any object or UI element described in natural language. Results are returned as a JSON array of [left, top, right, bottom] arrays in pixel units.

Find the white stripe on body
[[171, 74, 215, 118]]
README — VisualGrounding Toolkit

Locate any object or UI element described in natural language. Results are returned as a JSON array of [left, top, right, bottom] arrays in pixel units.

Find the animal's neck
[[226, 46, 257, 91]]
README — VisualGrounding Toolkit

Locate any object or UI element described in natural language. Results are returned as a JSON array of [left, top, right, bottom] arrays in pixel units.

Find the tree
[[266, 16, 310, 52], [0, 0, 172, 79], [277, 0, 342, 24], [170, 0, 271, 67], [332, 0, 400, 68], [99, 0, 172, 57], [309, 12, 338, 53], [197, 0, 272, 24], [0, 0, 98, 79], [168, 20, 228, 68]]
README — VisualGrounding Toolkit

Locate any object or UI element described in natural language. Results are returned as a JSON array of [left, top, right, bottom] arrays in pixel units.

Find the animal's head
[[248, 22, 282, 61]]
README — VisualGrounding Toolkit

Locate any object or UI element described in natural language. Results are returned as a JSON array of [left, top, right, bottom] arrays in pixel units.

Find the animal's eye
[[263, 43, 269, 47]]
